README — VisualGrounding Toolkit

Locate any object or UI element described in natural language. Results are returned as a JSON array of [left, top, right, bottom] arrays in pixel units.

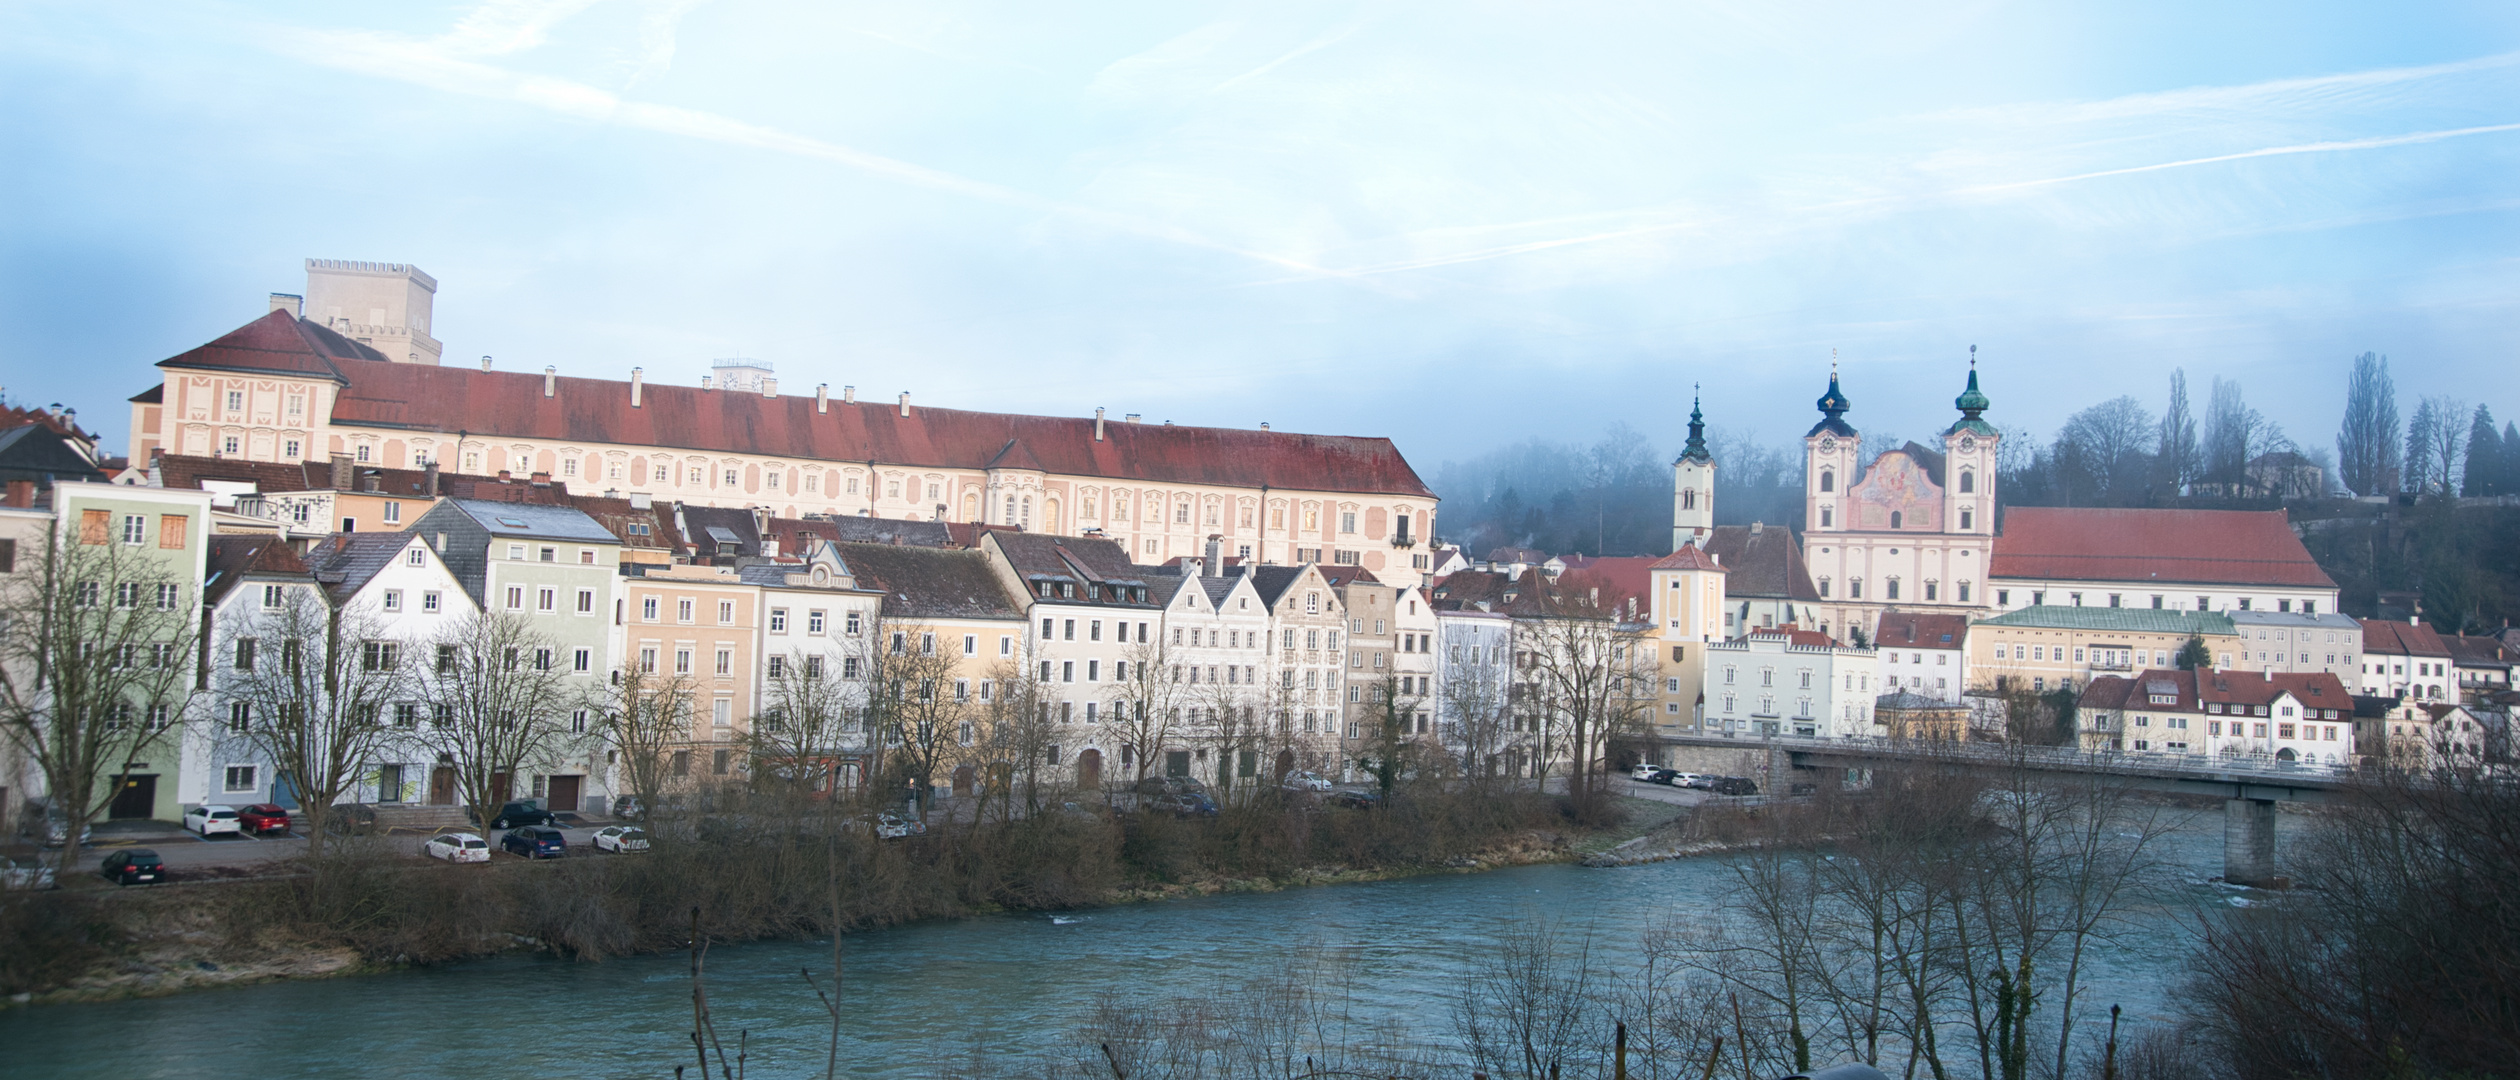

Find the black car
[[1708, 777, 1760, 796], [488, 801, 557, 829], [1147, 791, 1220, 817], [500, 826, 567, 859], [1643, 769, 1681, 786], [100, 849, 165, 886]]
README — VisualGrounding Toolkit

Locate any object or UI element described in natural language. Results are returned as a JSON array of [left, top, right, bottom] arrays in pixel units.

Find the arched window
[[1680, 489, 1696, 510], [1818, 577, 1831, 598], [1820, 508, 1833, 528], [1889, 511, 1902, 530], [1849, 578, 1863, 599], [1886, 578, 1901, 600], [1959, 470, 1975, 494], [1819, 470, 1835, 493], [1003, 496, 1016, 523]]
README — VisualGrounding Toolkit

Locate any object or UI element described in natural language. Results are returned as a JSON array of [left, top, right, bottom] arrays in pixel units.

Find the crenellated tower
[[1671, 389, 1716, 550]]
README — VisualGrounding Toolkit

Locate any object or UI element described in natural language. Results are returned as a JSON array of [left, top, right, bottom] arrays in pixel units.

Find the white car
[[1281, 771, 1333, 792], [184, 804, 242, 836], [423, 832, 491, 863], [591, 826, 650, 853], [1630, 763, 1665, 781]]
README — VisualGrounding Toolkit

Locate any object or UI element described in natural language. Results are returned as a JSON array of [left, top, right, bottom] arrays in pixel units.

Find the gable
[[1848, 451, 1944, 532]]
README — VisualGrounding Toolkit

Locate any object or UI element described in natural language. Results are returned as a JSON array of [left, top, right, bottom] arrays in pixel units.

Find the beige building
[[622, 564, 762, 782], [1799, 364, 2002, 642], [131, 271, 1438, 577], [1645, 544, 1725, 735], [1970, 607, 2243, 694]]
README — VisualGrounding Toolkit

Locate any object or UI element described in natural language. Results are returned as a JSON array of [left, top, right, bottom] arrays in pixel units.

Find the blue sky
[[3, 0, 2515, 472]]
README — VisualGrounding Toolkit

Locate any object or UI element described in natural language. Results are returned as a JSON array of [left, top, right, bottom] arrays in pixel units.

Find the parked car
[[237, 804, 291, 834], [1280, 771, 1333, 792], [20, 805, 92, 849], [500, 825, 568, 859], [184, 804, 243, 837], [591, 826, 651, 853], [610, 795, 647, 819], [1638, 768, 1678, 786], [1134, 775, 1209, 797], [1147, 791, 1220, 817], [423, 832, 491, 863], [1658, 771, 1704, 788], [3, 855, 57, 891], [1708, 777, 1760, 796], [325, 803, 379, 836], [487, 801, 557, 830], [100, 849, 165, 886], [1328, 789, 1384, 810], [1630, 762, 1666, 781], [1681, 775, 1719, 791], [873, 812, 925, 839]]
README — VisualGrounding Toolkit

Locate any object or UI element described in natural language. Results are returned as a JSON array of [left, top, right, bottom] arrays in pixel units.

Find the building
[[979, 531, 1166, 787], [2445, 634, 2514, 704], [2353, 694, 2444, 768], [620, 563, 762, 779], [296, 259, 442, 366], [2227, 610, 2364, 682], [1245, 564, 1352, 777], [297, 530, 484, 808], [2359, 619, 2455, 702], [1644, 544, 1726, 736], [1670, 394, 1715, 550], [1986, 508, 2339, 618], [190, 535, 319, 812], [2196, 670, 2356, 765], [2075, 671, 2203, 753], [1872, 611, 1970, 704], [1798, 361, 2002, 641], [1873, 691, 1968, 741], [1431, 604, 1515, 775], [1143, 549, 1275, 788], [1703, 628, 1876, 738], [832, 540, 1029, 793], [1971, 606, 2241, 693], [132, 279, 1438, 576]]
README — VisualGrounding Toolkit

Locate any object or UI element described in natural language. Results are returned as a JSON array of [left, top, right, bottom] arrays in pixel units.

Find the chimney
[[899, 392, 911, 417], [843, 385, 856, 403], [1125, 413, 1141, 424], [544, 366, 556, 397], [268, 293, 302, 317], [1205, 535, 1222, 578], [816, 384, 828, 413], [530, 471, 551, 486], [631, 367, 644, 407], [1750, 521, 1764, 535], [480, 355, 493, 371], [423, 459, 440, 497], [702, 375, 714, 391], [1259, 422, 1270, 431], [497, 470, 512, 483], [1095, 408, 1106, 441], [764, 378, 778, 399], [330, 453, 354, 491], [3, 480, 33, 508]]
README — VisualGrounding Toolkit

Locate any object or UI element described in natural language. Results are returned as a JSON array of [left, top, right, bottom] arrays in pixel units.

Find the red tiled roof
[[1649, 546, 1723, 572], [2362, 619, 2451, 658], [1556, 556, 1657, 611], [1875, 611, 1969, 648], [2196, 668, 2353, 709], [155, 310, 385, 382], [1990, 508, 2334, 589]]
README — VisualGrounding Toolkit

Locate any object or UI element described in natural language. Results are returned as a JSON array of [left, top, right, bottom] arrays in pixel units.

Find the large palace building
[[127, 261, 1439, 576]]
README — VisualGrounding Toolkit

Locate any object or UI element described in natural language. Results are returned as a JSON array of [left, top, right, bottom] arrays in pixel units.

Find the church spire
[[1678, 385, 1712, 464], [1806, 349, 1858, 438], [1946, 344, 1998, 437]]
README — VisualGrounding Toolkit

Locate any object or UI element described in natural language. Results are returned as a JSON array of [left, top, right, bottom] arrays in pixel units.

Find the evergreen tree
[[2158, 368, 2200, 492], [2463, 405, 2501, 497], [2506, 421, 2520, 496], [2336, 352, 2401, 496]]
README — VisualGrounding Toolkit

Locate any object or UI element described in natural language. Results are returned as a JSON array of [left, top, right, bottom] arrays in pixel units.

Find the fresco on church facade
[[1849, 452, 1944, 532]]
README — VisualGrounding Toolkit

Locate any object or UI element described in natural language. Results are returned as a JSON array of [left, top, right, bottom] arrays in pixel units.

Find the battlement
[[305, 259, 438, 292]]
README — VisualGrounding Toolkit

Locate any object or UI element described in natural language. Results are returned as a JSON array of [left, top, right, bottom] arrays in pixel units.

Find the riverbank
[[5, 787, 1714, 1008]]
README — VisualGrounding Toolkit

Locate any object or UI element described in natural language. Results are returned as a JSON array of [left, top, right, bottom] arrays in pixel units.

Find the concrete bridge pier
[[2223, 798, 2286, 888]]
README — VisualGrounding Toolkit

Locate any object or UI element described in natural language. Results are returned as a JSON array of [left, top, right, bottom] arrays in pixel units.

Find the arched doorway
[[952, 764, 976, 797], [1076, 748, 1103, 789], [1273, 749, 1296, 784], [2276, 747, 2298, 762]]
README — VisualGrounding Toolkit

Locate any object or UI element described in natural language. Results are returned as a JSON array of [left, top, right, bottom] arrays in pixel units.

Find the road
[[20, 817, 639, 890]]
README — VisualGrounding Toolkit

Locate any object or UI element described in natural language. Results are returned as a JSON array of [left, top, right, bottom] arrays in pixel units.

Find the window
[[718, 600, 735, 624], [770, 608, 788, 633], [843, 611, 860, 635], [224, 765, 258, 793], [677, 599, 694, 623], [716, 648, 733, 676], [1819, 470, 1834, 492], [383, 589, 403, 612], [573, 647, 592, 673]]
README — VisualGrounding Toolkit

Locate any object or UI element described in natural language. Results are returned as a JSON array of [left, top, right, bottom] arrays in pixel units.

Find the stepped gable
[[1703, 524, 1821, 602], [1990, 508, 2334, 589]]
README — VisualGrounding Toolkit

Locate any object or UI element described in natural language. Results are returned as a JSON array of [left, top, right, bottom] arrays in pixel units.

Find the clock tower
[[1941, 347, 1999, 544], [1804, 356, 1860, 535]]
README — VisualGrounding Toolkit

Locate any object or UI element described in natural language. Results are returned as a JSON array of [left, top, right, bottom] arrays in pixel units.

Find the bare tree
[[604, 662, 704, 818], [1516, 608, 1654, 806], [413, 612, 576, 830], [865, 620, 965, 812], [974, 654, 1055, 818], [2052, 396, 2158, 506], [1452, 921, 1607, 1080], [2335, 352, 2401, 496], [0, 531, 200, 877], [1191, 679, 1265, 802], [1106, 634, 1188, 787], [1351, 672, 1426, 802], [216, 587, 413, 854], [1440, 634, 1514, 789], [2405, 395, 2468, 495]]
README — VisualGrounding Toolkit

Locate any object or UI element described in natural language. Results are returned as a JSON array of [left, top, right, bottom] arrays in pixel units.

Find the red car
[[237, 804, 291, 834]]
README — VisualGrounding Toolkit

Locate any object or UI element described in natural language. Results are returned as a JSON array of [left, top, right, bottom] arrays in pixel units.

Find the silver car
[[3, 855, 56, 891]]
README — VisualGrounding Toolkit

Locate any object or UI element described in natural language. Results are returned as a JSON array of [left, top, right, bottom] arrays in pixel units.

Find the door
[[1075, 748, 1102, 789], [951, 765, 975, 797], [489, 771, 514, 805], [546, 775, 582, 813], [429, 767, 457, 805], [377, 764, 404, 804], [271, 771, 300, 810], [108, 775, 157, 820], [1165, 751, 1191, 778]]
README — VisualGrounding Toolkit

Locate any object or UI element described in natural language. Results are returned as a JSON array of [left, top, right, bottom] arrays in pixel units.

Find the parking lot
[[12, 814, 640, 889]]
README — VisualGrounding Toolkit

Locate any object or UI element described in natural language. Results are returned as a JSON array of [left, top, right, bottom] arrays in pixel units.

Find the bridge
[[1653, 734, 2357, 887]]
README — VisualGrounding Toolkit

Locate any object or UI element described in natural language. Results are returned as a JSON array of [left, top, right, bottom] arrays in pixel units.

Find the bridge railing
[[1692, 732, 2361, 784]]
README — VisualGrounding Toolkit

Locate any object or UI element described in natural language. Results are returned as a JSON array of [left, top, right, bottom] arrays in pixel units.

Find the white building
[[2227, 610, 2363, 682], [1704, 628, 1877, 738], [1871, 611, 1970, 704]]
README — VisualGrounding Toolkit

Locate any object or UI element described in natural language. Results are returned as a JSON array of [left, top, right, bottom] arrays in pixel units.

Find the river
[[0, 822, 2238, 1079]]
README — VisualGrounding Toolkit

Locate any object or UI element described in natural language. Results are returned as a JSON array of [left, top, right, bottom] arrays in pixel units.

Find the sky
[[3, 0, 2516, 478]]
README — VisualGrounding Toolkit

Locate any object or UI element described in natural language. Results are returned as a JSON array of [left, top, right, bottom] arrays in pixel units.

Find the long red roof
[[1990, 508, 2334, 589], [155, 312, 1432, 498]]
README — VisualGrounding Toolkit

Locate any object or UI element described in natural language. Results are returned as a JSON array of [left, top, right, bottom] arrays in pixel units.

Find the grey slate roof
[[447, 499, 618, 543], [303, 531, 418, 602], [1702, 525, 1821, 602], [835, 542, 1022, 620]]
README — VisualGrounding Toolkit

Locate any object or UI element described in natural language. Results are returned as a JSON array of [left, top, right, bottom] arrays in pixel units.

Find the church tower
[[1940, 347, 2000, 560], [1803, 355, 1860, 535], [1671, 391, 1716, 550]]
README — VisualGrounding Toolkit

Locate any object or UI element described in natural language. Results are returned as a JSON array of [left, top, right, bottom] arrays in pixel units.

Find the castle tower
[[1803, 354, 1860, 534], [1940, 347, 2000, 561], [1671, 390, 1716, 550], [303, 259, 441, 364]]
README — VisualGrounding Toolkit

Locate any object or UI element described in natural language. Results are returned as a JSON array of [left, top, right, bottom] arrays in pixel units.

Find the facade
[[1971, 606, 2241, 693], [1246, 564, 1351, 776], [1432, 607, 1515, 774], [133, 292, 1438, 576], [50, 483, 215, 821], [1703, 628, 1876, 738], [1644, 545, 1726, 736], [299, 531, 483, 808], [297, 259, 442, 366], [1799, 363, 2002, 642], [1324, 567, 1434, 752], [2359, 619, 2455, 702], [2226, 610, 2363, 682], [980, 531, 1165, 787], [1147, 559, 1274, 787], [2446, 634, 2514, 704], [190, 536, 319, 812], [1872, 611, 1970, 704], [1874, 691, 1968, 740], [621, 564, 763, 780], [832, 540, 1028, 794], [2080, 669, 2355, 763], [1986, 508, 2340, 618]]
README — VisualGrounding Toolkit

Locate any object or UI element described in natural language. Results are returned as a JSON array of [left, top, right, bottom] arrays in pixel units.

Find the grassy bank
[[4, 785, 1683, 1006]]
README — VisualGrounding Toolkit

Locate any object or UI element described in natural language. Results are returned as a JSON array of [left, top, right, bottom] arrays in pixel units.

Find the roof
[[302, 531, 419, 602], [681, 504, 761, 559], [2228, 610, 2362, 632], [203, 534, 310, 606], [2446, 635, 2514, 670], [0, 424, 108, 485], [1977, 605, 2237, 636], [1875, 690, 1963, 711], [1555, 555, 1658, 611], [1649, 545, 1723, 572], [833, 543, 1022, 621], [1703, 525, 1820, 602], [2077, 676, 2138, 711], [2361, 619, 2451, 658], [446, 499, 619, 543], [986, 531, 1157, 607], [222, 348, 1433, 497], [1315, 565, 1386, 589], [781, 515, 957, 550], [2195, 669, 2354, 709], [1990, 508, 2335, 590], [1875, 611, 1969, 649], [154, 310, 385, 383]]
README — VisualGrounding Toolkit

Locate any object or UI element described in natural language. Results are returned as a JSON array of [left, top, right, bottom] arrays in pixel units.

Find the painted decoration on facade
[[1848, 452, 1944, 532]]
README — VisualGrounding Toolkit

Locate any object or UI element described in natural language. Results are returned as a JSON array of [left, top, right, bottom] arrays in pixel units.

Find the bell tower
[[1671, 389, 1716, 550], [1941, 346, 1999, 546], [1803, 352, 1860, 534]]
